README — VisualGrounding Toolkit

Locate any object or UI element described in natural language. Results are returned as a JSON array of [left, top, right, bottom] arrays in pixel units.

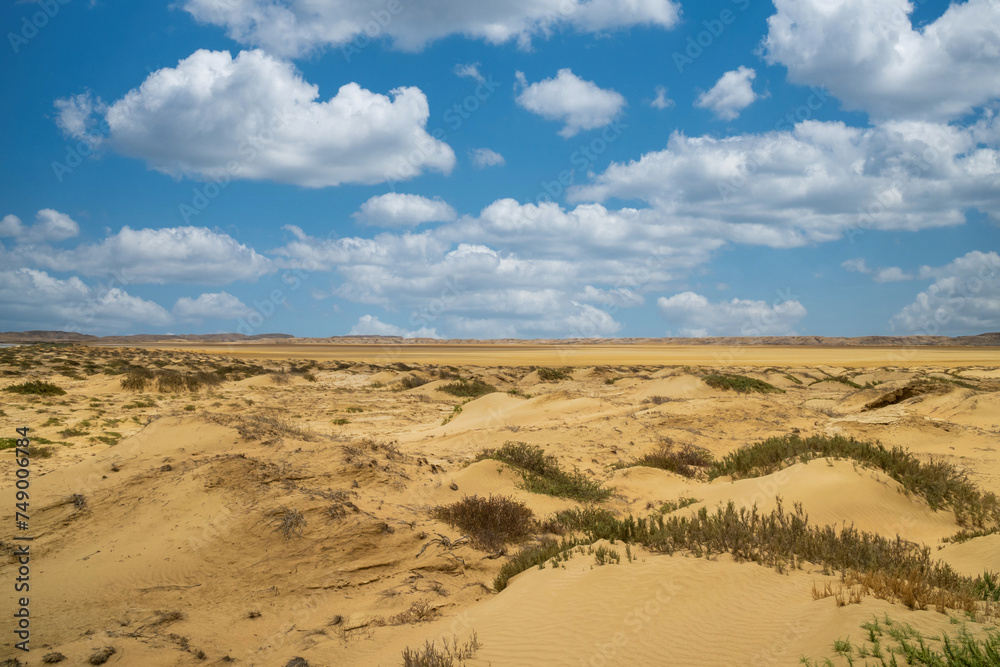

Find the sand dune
[[1, 344, 998, 665]]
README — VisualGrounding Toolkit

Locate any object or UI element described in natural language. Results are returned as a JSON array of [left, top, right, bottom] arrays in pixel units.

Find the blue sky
[[1, 0, 998, 338]]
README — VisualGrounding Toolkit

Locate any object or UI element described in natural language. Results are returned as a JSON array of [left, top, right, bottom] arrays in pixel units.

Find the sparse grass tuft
[[477, 441, 612, 502], [396, 375, 429, 390], [433, 494, 535, 551], [401, 632, 481, 667], [88, 647, 116, 665], [703, 373, 783, 394]]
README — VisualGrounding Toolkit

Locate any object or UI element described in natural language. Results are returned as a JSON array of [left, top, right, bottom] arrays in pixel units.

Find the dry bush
[[269, 372, 291, 385], [476, 441, 611, 502], [269, 507, 306, 539], [389, 601, 437, 625], [433, 494, 535, 551], [88, 647, 116, 665]]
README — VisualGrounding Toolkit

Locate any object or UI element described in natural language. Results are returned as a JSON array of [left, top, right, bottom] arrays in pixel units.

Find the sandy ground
[[1, 344, 998, 665]]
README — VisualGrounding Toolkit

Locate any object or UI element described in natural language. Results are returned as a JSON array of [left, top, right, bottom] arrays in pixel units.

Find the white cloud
[[469, 147, 506, 169], [515, 69, 626, 137], [651, 85, 674, 110], [353, 193, 457, 228], [348, 314, 438, 339], [0, 210, 80, 244], [454, 62, 485, 84], [695, 66, 758, 121], [873, 266, 914, 282], [183, 0, 680, 57], [569, 120, 1000, 246], [891, 251, 1000, 335], [764, 0, 1000, 121], [57, 49, 454, 188], [173, 291, 253, 319], [842, 258, 872, 274], [0, 269, 171, 334], [53, 92, 107, 142], [24, 226, 273, 285], [657, 291, 807, 337]]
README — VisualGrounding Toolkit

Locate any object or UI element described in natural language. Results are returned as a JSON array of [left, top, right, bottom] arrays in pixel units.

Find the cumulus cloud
[[695, 66, 759, 121], [842, 258, 872, 274], [23, 226, 272, 285], [454, 62, 486, 84], [0, 268, 171, 334], [173, 291, 253, 319], [1, 210, 80, 244], [352, 193, 457, 228], [56, 49, 454, 188], [763, 0, 1000, 121], [569, 119, 1000, 246], [657, 291, 807, 337], [873, 266, 914, 283], [469, 148, 506, 169], [891, 251, 1000, 335], [183, 0, 680, 57], [651, 85, 674, 110], [515, 69, 626, 137], [348, 314, 438, 339]]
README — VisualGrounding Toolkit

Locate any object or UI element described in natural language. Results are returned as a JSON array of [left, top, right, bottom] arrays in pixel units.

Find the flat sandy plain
[[2, 342, 1000, 665]]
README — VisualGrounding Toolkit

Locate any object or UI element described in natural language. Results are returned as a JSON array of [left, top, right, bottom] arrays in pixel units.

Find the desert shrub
[[156, 371, 187, 393], [703, 373, 783, 394], [536, 367, 571, 382], [433, 494, 534, 551], [494, 538, 584, 591], [535, 499, 996, 616], [269, 372, 291, 385], [477, 441, 611, 502], [88, 647, 116, 665], [643, 395, 671, 405], [810, 375, 863, 389], [617, 442, 712, 478], [438, 378, 496, 398], [709, 434, 1000, 533], [396, 375, 429, 390], [593, 545, 620, 565], [216, 413, 312, 442], [3, 381, 66, 396], [660, 497, 701, 513], [269, 507, 306, 539], [783, 373, 803, 385]]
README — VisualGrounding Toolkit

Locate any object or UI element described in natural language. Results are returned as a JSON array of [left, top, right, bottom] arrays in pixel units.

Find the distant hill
[[0, 331, 294, 344], [1, 331, 998, 346]]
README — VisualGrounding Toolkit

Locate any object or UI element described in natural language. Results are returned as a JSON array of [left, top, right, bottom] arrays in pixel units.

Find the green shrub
[[702, 373, 783, 394], [536, 367, 571, 382], [477, 441, 611, 502], [709, 434, 1000, 533], [616, 442, 712, 478], [438, 378, 496, 398], [3, 381, 66, 396]]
